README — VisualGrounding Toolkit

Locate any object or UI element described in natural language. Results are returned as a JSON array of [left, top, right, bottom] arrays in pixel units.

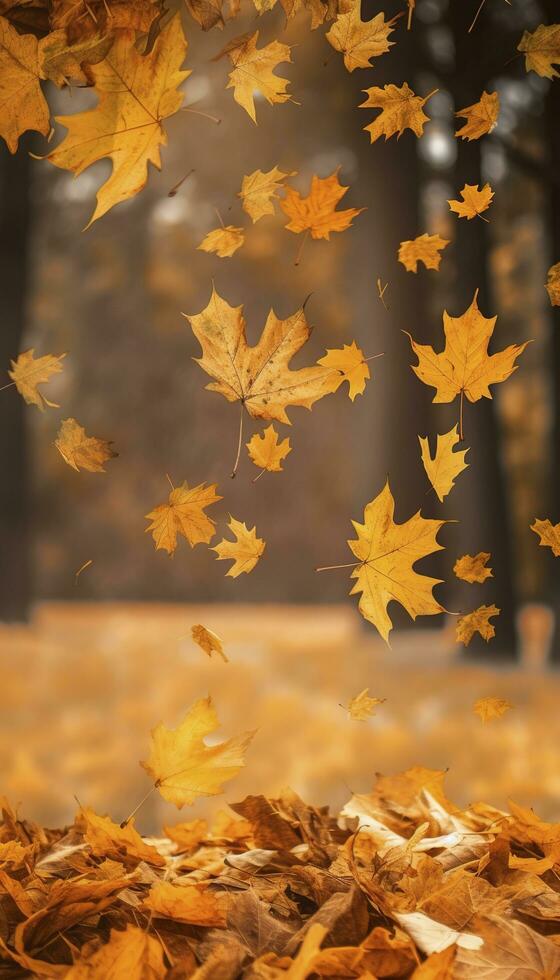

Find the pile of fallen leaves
[[3, 764, 560, 978]]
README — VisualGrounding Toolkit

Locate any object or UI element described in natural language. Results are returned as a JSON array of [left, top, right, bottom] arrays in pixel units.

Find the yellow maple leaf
[[8, 349, 65, 410], [55, 418, 117, 473], [239, 165, 296, 222], [531, 518, 560, 557], [280, 171, 365, 240], [398, 233, 450, 273], [0, 16, 50, 152], [77, 807, 164, 867], [518, 24, 560, 79], [360, 83, 435, 142], [419, 425, 469, 503], [198, 225, 245, 258], [212, 517, 265, 577], [317, 341, 371, 401], [546, 262, 560, 307], [448, 182, 494, 220], [346, 687, 385, 721], [145, 881, 228, 926], [140, 696, 254, 808], [191, 624, 229, 662], [343, 481, 445, 643], [185, 287, 339, 425], [145, 480, 222, 555], [325, 3, 396, 73], [279, 0, 329, 29], [47, 17, 189, 225], [456, 604, 500, 646], [246, 425, 291, 473], [219, 31, 292, 123], [473, 696, 512, 722], [455, 90, 499, 140], [64, 924, 166, 979], [453, 552, 493, 584]]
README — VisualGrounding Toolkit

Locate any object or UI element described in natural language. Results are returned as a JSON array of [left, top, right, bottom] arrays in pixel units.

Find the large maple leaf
[[325, 3, 396, 73], [280, 171, 365, 241], [47, 16, 189, 225], [360, 83, 435, 142]]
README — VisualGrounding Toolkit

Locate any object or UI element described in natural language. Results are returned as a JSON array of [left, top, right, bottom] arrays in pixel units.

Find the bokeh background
[[1, 0, 560, 832]]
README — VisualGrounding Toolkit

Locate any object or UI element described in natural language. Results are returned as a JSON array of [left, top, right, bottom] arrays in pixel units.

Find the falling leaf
[[55, 418, 117, 473], [77, 807, 165, 867], [140, 696, 254, 808], [453, 552, 493, 584], [198, 225, 245, 257], [145, 881, 228, 925], [347, 688, 385, 721], [191, 623, 229, 662], [398, 234, 450, 273], [145, 481, 222, 555], [8, 349, 65, 410], [212, 517, 265, 577], [473, 696, 512, 722], [456, 604, 500, 646], [325, 3, 396, 73], [419, 425, 469, 503], [218, 31, 292, 123], [0, 16, 50, 152], [317, 342, 371, 401], [546, 262, 560, 306], [239, 165, 296, 222], [345, 481, 445, 643], [246, 425, 291, 473], [360, 83, 435, 142], [518, 24, 560, 79], [185, 0, 225, 31], [455, 90, 499, 140], [448, 183, 494, 221], [65, 924, 166, 979], [47, 17, 189, 225], [531, 518, 560, 557], [280, 170, 365, 240]]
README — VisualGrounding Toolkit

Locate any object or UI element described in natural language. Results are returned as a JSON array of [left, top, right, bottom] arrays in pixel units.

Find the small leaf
[[419, 425, 469, 502], [246, 425, 291, 473], [473, 696, 512, 722], [191, 624, 229, 662], [448, 183, 494, 220], [213, 517, 266, 577], [398, 233, 450, 273], [198, 225, 244, 258], [453, 552, 493, 584], [456, 604, 500, 646], [346, 688, 385, 721], [55, 418, 117, 473]]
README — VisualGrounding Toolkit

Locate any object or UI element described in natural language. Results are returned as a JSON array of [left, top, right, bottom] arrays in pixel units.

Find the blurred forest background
[[2, 0, 560, 830]]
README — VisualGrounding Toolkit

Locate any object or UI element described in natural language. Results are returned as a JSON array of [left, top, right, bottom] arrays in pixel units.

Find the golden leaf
[[279, 0, 329, 29], [419, 425, 469, 503], [191, 623, 229, 662], [65, 924, 166, 979], [317, 341, 371, 401], [411, 946, 457, 979], [47, 17, 189, 225], [473, 696, 512, 722], [325, 3, 396, 73], [455, 90, 499, 140], [212, 517, 265, 577], [531, 518, 560, 557], [546, 262, 560, 306], [40, 31, 112, 87], [347, 688, 385, 721], [518, 24, 560, 79], [50, 0, 162, 43], [185, 287, 338, 424], [456, 604, 500, 646], [198, 225, 245, 258], [448, 183, 494, 220], [346, 481, 445, 643], [239, 165, 296, 222], [0, 16, 50, 152], [280, 171, 365, 240], [246, 425, 291, 473], [360, 83, 434, 142], [164, 817, 207, 852], [220, 31, 292, 123], [55, 418, 117, 473], [398, 233, 450, 273], [453, 552, 492, 584], [140, 696, 254, 808], [145, 881, 228, 926], [184, 0, 225, 31], [77, 807, 164, 867], [145, 481, 222, 555], [8, 349, 65, 410]]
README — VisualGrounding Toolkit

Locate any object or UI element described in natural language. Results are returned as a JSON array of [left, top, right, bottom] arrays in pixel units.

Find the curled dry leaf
[[398, 233, 450, 273], [453, 552, 492, 584], [77, 806, 165, 867], [145, 481, 221, 555], [317, 341, 371, 401], [456, 604, 500, 646], [212, 517, 265, 577], [325, 3, 396, 73], [218, 31, 292, 123], [545, 262, 560, 306], [246, 425, 291, 473], [455, 90, 499, 140], [360, 83, 435, 142], [8, 349, 65, 410], [191, 623, 229, 662], [518, 23, 560, 79], [419, 425, 469, 503], [64, 924, 166, 979], [55, 418, 117, 473], [473, 697, 513, 722], [0, 16, 50, 152], [448, 183, 494, 220], [280, 170, 365, 240], [347, 688, 385, 721], [198, 225, 245, 257], [531, 518, 560, 557], [239, 165, 296, 222]]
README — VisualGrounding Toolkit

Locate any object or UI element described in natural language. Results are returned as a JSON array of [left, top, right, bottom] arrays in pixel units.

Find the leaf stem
[[0, 381, 15, 392], [316, 561, 361, 572], [168, 168, 195, 197], [459, 389, 465, 442], [120, 785, 156, 828], [468, 0, 486, 33], [230, 403, 244, 479], [294, 229, 310, 267], [252, 468, 265, 484], [181, 106, 221, 125]]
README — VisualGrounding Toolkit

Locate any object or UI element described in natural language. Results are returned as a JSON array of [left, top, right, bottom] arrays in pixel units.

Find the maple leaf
[[342, 481, 445, 643], [219, 31, 292, 123], [518, 24, 560, 79], [546, 262, 560, 306], [419, 425, 469, 503], [246, 425, 292, 473], [55, 418, 117, 473], [198, 225, 245, 258], [455, 90, 499, 140], [185, 287, 339, 425], [346, 688, 385, 721], [473, 696, 512, 722], [77, 806, 164, 867], [191, 624, 229, 662], [325, 3, 396, 73], [145, 881, 228, 925], [456, 604, 500, 646], [317, 342, 371, 401], [145, 481, 222, 555], [360, 83, 435, 142], [0, 16, 50, 152], [453, 552, 493, 584], [212, 517, 265, 577], [448, 183, 494, 221], [65, 924, 166, 978], [47, 17, 189, 225], [398, 233, 450, 273], [8, 349, 65, 410], [280, 171, 365, 240], [140, 696, 254, 808], [239, 166, 296, 222], [531, 518, 560, 557]]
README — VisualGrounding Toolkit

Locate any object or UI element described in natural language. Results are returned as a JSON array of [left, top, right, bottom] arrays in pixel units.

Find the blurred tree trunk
[[0, 143, 31, 620]]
